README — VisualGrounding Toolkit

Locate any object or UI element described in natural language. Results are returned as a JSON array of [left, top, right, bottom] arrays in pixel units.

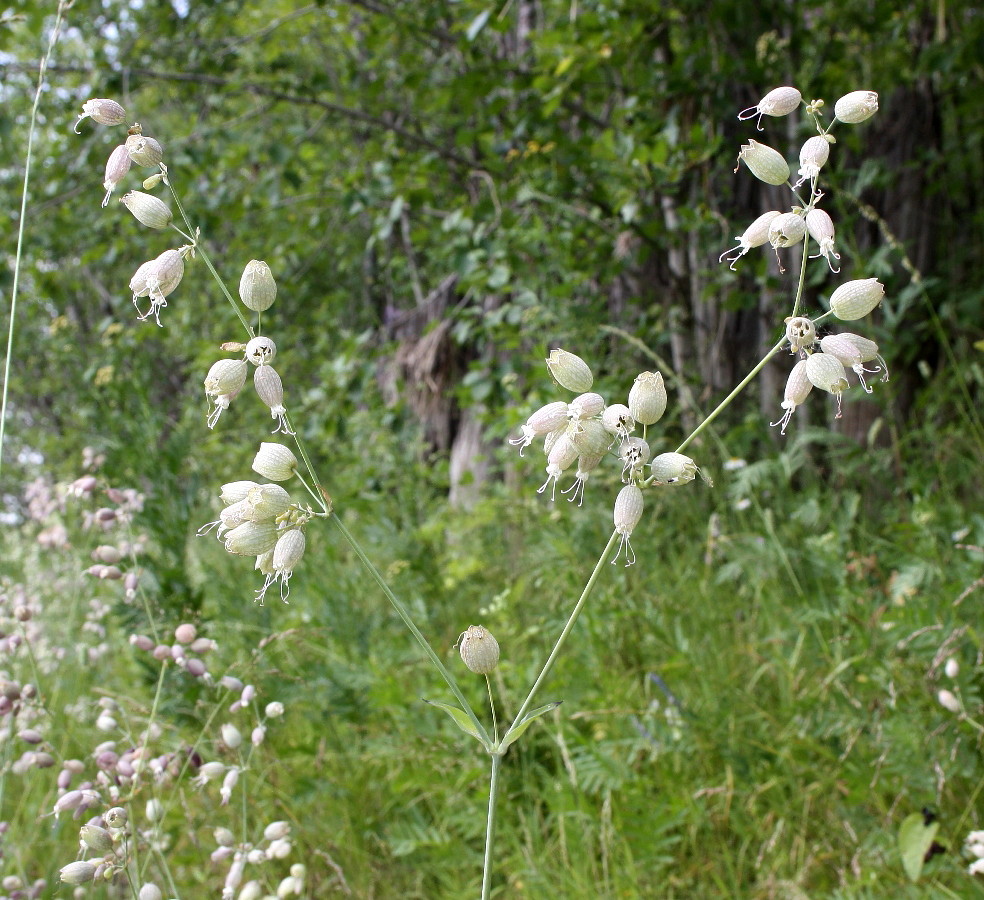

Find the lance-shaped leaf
[[498, 702, 562, 753], [423, 699, 490, 750], [898, 812, 939, 882]]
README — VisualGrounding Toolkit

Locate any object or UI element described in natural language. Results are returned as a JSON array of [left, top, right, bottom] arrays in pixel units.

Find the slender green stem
[[481, 753, 503, 900], [790, 227, 811, 320], [485, 675, 498, 745], [330, 514, 489, 744], [507, 529, 620, 733]]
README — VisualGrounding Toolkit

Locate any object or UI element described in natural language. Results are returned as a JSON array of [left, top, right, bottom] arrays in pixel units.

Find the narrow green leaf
[[898, 812, 939, 882], [422, 699, 486, 745], [498, 702, 562, 752], [465, 9, 491, 42]]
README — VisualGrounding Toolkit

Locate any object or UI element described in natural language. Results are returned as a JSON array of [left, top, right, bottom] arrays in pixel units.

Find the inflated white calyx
[[612, 484, 644, 566], [252, 443, 298, 482], [253, 365, 294, 435], [805, 352, 850, 419], [204, 359, 248, 428], [834, 90, 878, 124], [735, 140, 790, 186], [239, 260, 278, 312], [627, 372, 666, 425], [737, 86, 802, 131], [650, 452, 699, 485], [819, 333, 887, 392], [458, 625, 500, 674], [828, 278, 885, 321], [719, 211, 781, 271], [537, 432, 578, 501], [784, 316, 817, 354], [546, 349, 593, 392], [771, 358, 812, 435], [806, 208, 841, 273], [509, 401, 569, 455]]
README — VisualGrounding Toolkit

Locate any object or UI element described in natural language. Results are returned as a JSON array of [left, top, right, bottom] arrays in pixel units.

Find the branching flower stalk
[[73, 81, 887, 896]]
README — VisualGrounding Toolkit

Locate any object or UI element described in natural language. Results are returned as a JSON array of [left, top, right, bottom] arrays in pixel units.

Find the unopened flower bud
[[80, 823, 114, 853], [784, 316, 817, 353], [221, 723, 243, 750], [75, 98, 126, 132], [245, 336, 277, 367], [254, 365, 294, 435], [240, 261, 278, 312], [834, 90, 878, 124], [145, 798, 164, 822], [265, 701, 285, 717], [795, 135, 833, 187], [546, 349, 593, 392], [627, 371, 666, 425], [59, 861, 96, 886], [102, 145, 132, 208], [945, 658, 960, 679], [613, 484, 644, 566], [737, 86, 801, 130], [735, 139, 790, 186], [805, 353, 849, 419], [264, 820, 291, 842], [938, 689, 960, 714], [458, 625, 500, 674], [828, 278, 884, 321], [719, 211, 781, 270], [125, 133, 164, 167], [806, 208, 841, 273], [121, 191, 172, 229], [650, 452, 698, 485], [768, 212, 807, 249], [138, 884, 164, 900]]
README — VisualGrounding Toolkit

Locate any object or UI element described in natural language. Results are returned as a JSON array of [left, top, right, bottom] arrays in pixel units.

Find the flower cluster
[[510, 349, 707, 565], [198, 443, 317, 603], [723, 86, 890, 433]]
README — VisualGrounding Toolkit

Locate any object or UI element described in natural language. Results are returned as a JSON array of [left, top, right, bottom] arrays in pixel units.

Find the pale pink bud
[[806, 208, 841, 273], [121, 191, 172, 229], [174, 623, 197, 644], [186, 658, 206, 677], [251, 725, 266, 746], [768, 212, 807, 249], [828, 278, 885, 321], [735, 140, 790, 186], [835, 90, 878, 124], [719, 211, 781, 270], [125, 133, 164, 167], [627, 371, 666, 425], [509, 401, 569, 453], [92, 545, 123, 564], [252, 443, 299, 482], [737, 86, 801, 130], [546, 348, 593, 392], [102, 145, 131, 207], [245, 336, 277, 366], [458, 625, 500, 674], [784, 316, 817, 353], [75, 98, 126, 132], [612, 484, 644, 566], [795, 135, 833, 187], [240, 261, 278, 312], [254, 365, 294, 435], [18, 728, 43, 745]]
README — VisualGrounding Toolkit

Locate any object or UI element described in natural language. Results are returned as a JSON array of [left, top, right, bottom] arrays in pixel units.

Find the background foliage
[[1, 0, 983, 896]]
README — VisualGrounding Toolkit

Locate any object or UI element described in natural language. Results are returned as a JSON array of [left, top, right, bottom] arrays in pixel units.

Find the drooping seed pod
[[121, 191, 172, 229], [567, 392, 605, 422], [938, 689, 961, 714], [768, 212, 807, 249], [102, 145, 131, 208], [650, 452, 699, 485], [224, 521, 278, 556], [784, 316, 817, 353], [819, 334, 885, 392], [627, 371, 666, 425], [834, 90, 879, 124], [828, 278, 885, 321], [601, 404, 635, 442], [771, 358, 812, 434], [735, 140, 790, 186], [546, 348, 593, 392], [719, 211, 781, 270], [736, 86, 802, 131], [239, 260, 277, 312], [252, 443, 298, 482], [795, 135, 833, 187], [125, 133, 164, 168], [509, 401, 569, 454], [253, 365, 294, 435], [612, 484, 644, 566], [245, 336, 277, 366], [806, 208, 841, 273], [458, 625, 500, 674], [204, 359, 248, 428], [75, 98, 126, 132], [537, 431, 579, 500]]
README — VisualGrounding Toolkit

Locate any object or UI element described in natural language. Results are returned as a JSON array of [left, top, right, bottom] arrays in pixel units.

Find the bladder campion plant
[[66, 81, 888, 897]]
